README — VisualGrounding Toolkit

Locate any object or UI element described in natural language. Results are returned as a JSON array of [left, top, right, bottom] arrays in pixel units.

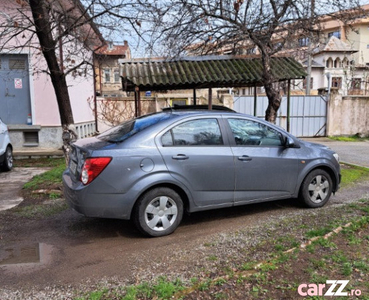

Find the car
[[63, 106, 341, 237], [0, 117, 13, 172]]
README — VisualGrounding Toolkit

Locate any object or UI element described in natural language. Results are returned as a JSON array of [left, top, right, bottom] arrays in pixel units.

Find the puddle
[[0, 243, 54, 273], [1, 244, 40, 265]]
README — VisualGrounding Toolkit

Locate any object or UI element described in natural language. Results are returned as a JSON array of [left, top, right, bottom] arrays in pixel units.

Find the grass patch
[[77, 277, 185, 300], [329, 135, 369, 142], [23, 162, 65, 191], [14, 157, 65, 168], [21, 159, 65, 203], [12, 158, 67, 217], [340, 164, 369, 187]]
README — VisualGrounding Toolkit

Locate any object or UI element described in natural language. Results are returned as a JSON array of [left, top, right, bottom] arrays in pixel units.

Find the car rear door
[[224, 117, 299, 203], [156, 116, 235, 207]]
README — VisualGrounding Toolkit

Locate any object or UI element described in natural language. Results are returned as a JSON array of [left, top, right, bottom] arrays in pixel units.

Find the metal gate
[[0, 54, 31, 124], [233, 95, 328, 137]]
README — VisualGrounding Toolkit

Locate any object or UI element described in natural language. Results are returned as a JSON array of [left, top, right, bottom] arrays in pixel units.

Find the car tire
[[1, 146, 13, 171], [133, 187, 183, 237], [299, 169, 332, 208]]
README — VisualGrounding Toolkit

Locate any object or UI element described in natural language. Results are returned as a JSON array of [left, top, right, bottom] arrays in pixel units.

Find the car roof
[[162, 105, 235, 113]]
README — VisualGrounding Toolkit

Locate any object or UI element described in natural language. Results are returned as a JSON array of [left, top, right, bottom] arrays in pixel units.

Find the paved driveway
[[0, 168, 50, 211], [302, 138, 369, 168]]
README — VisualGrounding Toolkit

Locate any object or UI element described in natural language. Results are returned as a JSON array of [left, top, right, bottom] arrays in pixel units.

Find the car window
[[162, 119, 223, 146], [98, 113, 173, 143], [227, 118, 283, 146]]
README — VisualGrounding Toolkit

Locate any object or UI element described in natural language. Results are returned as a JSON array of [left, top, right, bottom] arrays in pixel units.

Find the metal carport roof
[[120, 55, 306, 92]]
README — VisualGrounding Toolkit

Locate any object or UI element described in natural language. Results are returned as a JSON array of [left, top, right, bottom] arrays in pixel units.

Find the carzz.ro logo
[[298, 280, 362, 297]]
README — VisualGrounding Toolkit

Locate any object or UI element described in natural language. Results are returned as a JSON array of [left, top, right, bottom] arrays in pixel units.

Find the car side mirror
[[284, 136, 295, 148]]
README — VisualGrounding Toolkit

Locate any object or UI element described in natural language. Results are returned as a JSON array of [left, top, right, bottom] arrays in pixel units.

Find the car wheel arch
[[130, 182, 191, 220], [297, 165, 339, 196]]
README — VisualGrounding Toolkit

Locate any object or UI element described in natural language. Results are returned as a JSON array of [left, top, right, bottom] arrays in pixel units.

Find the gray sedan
[[63, 107, 341, 237]]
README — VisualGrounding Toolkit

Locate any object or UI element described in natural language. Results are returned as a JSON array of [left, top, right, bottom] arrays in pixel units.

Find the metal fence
[[233, 95, 327, 137]]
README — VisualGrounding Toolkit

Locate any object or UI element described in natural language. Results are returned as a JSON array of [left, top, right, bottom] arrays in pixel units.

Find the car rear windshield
[[97, 113, 174, 143]]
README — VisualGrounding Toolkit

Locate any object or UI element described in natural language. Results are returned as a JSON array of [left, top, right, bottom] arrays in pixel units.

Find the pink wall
[[1, 0, 97, 127]]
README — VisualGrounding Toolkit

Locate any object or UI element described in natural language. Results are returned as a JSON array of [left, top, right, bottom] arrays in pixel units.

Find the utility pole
[[306, 0, 315, 95]]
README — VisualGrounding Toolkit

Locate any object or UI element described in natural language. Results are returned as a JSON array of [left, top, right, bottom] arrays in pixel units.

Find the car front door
[[225, 117, 299, 203], [157, 117, 235, 207]]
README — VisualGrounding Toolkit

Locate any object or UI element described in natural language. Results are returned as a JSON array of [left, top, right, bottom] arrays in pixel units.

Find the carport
[[120, 55, 306, 129]]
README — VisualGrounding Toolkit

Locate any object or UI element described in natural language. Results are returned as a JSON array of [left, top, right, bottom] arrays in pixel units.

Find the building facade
[[0, 0, 105, 150]]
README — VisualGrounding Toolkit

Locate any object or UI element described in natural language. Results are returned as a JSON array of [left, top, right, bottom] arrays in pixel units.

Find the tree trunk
[[29, 0, 76, 163], [260, 52, 282, 124], [29, 0, 74, 127]]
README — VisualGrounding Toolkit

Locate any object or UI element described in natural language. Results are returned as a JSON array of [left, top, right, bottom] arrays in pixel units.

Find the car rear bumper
[[62, 170, 132, 220]]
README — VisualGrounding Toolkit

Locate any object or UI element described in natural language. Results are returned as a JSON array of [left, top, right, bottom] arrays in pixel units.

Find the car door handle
[[238, 155, 252, 162], [172, 154, 189, 160]]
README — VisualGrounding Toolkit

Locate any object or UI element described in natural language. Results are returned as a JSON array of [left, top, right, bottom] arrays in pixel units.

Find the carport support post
[[193, 89, 197, 105], [253, 85, 257, 116], [208, 88, 212, 110], [287, 80, 291, 133], [134, 86, 141, 117]]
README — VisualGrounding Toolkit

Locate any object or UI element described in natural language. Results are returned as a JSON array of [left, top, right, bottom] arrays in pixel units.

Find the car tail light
[[81, 157, 112, 185]]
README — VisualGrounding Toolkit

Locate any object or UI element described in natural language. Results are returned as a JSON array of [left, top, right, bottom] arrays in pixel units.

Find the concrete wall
[[327, 90, 369, 137]]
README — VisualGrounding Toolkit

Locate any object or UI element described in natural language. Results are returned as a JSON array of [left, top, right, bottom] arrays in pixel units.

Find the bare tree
[[149, 0, 363, 123], [87, 96, 135, 127], [0, 0, 156, 158]]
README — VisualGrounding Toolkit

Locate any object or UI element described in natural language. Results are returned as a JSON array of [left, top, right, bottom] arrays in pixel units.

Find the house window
[[328, 31, 341, 39], [24, 132, 39, 146], [351, 78, 361, 90], [334, 58, 341, 68], [303, 77, 314, 90], [114, 68, 120, 83], [103, 68, 111, 83], [342, 58, 349, 68], [332, 77, 342, 88], [326, 58, 333, 68], [298, 37, 310, 47]]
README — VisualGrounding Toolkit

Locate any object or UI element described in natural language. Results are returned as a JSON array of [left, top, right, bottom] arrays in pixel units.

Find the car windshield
[[97, 113, 173, 143]]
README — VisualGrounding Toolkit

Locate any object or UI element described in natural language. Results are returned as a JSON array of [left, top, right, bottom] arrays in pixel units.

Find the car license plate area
[[69, 160, 77, 176]]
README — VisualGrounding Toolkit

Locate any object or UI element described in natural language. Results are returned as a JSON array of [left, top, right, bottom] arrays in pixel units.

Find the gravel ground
[[1, 176, 368, 299]]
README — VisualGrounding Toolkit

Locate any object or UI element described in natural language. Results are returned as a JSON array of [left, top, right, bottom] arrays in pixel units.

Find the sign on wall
[[14, 78, 23, 89]]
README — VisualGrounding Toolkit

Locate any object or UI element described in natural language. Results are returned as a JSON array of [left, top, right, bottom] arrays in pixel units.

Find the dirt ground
[[0, 175, 369, 299]]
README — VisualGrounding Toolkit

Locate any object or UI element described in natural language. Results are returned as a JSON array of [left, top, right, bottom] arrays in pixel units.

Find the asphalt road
[[302, 138, 369, 168]]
